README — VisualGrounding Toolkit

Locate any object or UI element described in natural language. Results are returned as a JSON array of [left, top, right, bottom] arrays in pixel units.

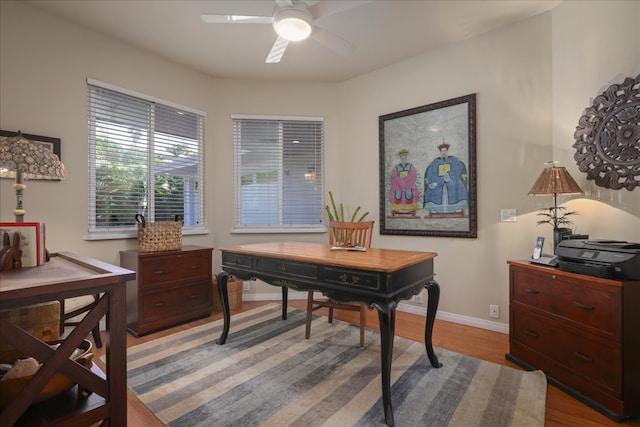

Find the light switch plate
[[501, 209, 517, 222]]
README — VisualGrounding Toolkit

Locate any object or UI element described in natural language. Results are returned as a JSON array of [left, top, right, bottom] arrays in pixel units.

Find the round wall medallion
[[573, 74, 640, 191]]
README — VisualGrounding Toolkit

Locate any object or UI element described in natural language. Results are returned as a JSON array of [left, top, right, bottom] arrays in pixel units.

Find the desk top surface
[[0, 252, 135, 296], [221, 241, 437, 273]]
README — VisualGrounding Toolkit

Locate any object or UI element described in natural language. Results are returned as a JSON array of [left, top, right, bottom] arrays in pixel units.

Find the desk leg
[[425, 280, 443, 368], [372, 300, 397, 427], [109, 283, 128, 427], [281, 286, 288, 320], [216, 272, 230, 345]]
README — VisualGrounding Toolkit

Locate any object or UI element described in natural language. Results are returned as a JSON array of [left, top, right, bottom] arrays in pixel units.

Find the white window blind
[[87, 81, 205, 237], [232, 115, 324, 231]]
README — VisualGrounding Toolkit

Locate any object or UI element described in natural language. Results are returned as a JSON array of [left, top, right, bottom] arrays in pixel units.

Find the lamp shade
[[1, 131, 67, 222], [0, 132, 67, 180], [528, 165, 583, 196]]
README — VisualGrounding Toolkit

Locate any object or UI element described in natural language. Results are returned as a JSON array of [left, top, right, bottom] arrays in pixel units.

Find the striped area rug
[[127, 304, 546, 427]]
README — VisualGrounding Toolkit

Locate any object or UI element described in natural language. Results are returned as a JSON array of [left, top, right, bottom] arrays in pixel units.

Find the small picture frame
[[0, 222, 44, 267], [379, 94, 477, 238]]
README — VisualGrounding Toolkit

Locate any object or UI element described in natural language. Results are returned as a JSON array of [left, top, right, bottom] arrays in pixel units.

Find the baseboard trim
[[242, 291, 509, 335]]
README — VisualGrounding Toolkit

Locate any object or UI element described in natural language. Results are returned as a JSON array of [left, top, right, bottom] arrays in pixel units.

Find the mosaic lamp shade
[[0, 131, 67, 222]]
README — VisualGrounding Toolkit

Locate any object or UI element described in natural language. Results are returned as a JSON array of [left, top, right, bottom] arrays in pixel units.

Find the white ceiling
[[27, 0, 561, 82]]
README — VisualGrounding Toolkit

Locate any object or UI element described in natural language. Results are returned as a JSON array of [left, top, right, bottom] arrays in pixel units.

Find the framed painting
[[0, 222, 43, 267], [0, 130, 62, 180], [379, 94, 477, 238]]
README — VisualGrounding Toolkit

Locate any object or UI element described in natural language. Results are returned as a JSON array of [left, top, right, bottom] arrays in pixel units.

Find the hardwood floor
[[90, 300, 640, 426]]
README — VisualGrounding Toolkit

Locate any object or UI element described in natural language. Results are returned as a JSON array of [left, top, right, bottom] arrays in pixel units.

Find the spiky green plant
[[325, 191, 370, 246], [324, 191, 369, 223]]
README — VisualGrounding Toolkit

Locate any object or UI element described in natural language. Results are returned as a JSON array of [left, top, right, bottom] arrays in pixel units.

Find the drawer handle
[[190, 294, 199, 299], [524, 288, 539, 295], [154, 302, 165, 307], [524, 328, 539, 338], [574, 352, 594, 363], [574, 301, 594, 311], [191, 264, 201, 270], [153, 270, 165, 275]]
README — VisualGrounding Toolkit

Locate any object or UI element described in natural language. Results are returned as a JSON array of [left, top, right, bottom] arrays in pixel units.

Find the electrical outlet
[[243, 281, 250, 291], [489, 304, 500, 318], [410, 293, 424, 304]]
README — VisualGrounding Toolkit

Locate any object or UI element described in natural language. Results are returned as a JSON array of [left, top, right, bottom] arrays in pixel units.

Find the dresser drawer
[[141, 281, 211, 322], [140, 251, 211, 286], [512, 307, 621, 394], [511, 267, 621, 338]]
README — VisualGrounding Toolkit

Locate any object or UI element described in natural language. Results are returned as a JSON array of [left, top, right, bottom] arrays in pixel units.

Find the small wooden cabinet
[[506, 260, 640, 421], [120, 246, 213, 336]]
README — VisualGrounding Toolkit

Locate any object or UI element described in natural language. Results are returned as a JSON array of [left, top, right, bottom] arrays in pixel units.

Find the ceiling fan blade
[[310, 0, 371, 20], [266, 37, 289, 63], [311, 27, 353, 57], [200, 14, 273, 24]]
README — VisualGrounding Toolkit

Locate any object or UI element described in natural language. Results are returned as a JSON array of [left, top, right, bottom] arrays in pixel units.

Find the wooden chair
[[305, 220, 374, 347], [59, 294, 103, 348]]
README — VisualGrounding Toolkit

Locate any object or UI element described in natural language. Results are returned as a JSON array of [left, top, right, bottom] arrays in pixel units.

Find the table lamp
[[0, 131, 67, 222], [528, 161, 583, 251]]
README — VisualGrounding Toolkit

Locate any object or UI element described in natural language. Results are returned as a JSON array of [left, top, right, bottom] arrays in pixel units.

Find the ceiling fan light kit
[[273, 6, 313, 41], [201, 0, 359, 64]]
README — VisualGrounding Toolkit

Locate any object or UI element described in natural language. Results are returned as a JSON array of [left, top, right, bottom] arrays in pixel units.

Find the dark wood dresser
[[120, 246, 212, 337], [506, 260, 640, 421]]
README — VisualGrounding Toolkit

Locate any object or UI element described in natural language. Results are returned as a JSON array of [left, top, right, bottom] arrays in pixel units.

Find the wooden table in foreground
[[217, 241, 441, 427], [0, 252, 135, 426]]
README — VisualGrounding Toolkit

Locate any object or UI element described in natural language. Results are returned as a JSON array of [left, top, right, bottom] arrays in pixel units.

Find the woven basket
[[0, 301, 60, 361], [136, 215, 182, 253]]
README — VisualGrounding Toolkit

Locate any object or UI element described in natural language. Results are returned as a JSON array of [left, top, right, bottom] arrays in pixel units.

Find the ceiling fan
[[200, 0, 368, 63]]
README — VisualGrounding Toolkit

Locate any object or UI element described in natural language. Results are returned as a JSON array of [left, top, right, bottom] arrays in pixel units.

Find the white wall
[[551, 1, 640, 239], [334, 1, 639, 326], [1, 1, 638, 331], [0, 1, 337, 268], [337, 12, 554, 324]]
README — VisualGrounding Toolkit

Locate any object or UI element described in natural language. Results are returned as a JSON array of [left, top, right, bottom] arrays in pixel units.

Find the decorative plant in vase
[[325, 191, 370, 247], [324, 191, 369, 223], [535, 206, 579, 250]]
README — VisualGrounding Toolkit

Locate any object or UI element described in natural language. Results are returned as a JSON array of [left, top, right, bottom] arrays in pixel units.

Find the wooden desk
[[0, 252, 135, 426], [218, 241, 441, 427]]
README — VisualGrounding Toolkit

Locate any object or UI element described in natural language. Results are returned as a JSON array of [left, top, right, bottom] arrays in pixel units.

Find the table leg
[[372, 300, 397, 427], [281, 286, 288, 320], [109, 283, 128, 427], [424, 280, 443, 368], [216, 272, 230, 345]]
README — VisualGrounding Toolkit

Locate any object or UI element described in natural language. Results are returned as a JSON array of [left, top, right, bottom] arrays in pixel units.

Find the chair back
[[329, 221, 374, 248]]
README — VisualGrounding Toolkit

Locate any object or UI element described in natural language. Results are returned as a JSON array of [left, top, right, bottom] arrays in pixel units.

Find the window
[[87, 80, 205, 238], [232, 115, 324, 232]]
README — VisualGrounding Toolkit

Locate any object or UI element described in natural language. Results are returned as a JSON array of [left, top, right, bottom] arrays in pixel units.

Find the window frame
[[231, 114, 326, 234], [84, 79, 207, 240]]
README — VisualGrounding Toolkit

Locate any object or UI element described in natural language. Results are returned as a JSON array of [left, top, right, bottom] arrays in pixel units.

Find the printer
[[556, 239, 640, 281]]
